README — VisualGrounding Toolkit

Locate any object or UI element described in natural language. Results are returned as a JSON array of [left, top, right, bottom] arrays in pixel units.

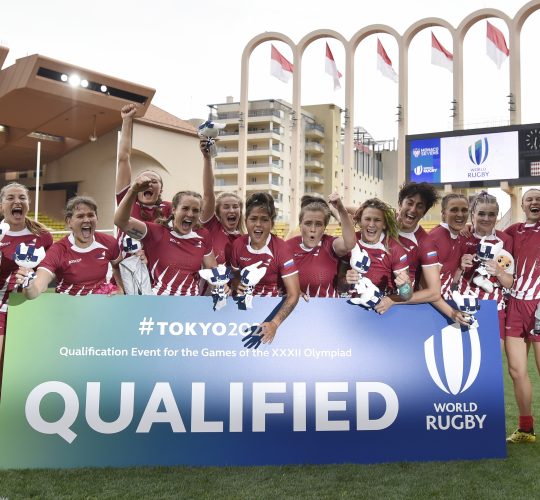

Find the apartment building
[[209, 98, 390, 220]]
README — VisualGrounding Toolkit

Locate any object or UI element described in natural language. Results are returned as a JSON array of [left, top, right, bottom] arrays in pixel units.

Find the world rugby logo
[[413, 165, 423, 176], [468, 138, 489, 166], [424, 325, 481, 395]]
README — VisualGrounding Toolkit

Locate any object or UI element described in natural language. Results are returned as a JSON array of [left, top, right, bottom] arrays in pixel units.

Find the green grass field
[[0, 354, 538, 500]]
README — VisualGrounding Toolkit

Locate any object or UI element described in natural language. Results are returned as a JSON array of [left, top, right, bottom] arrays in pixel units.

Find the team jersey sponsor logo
[[68, 258, 82, 265]]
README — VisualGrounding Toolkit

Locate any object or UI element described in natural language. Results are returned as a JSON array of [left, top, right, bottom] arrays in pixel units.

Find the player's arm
[[403, 265, 441, 304], [114, 175, 149, 240], [485, 259, 514, 289], [202, 251, 218, 270], [432, 297, 470, 326], [16, 268, 54, 300], [116, 104, 138, 194], [200, 139, 215, 224], [330, 193, 356, 257], [259, 273, 300, 344]]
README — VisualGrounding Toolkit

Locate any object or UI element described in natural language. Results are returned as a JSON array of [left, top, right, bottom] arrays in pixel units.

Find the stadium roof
[[0, 46, 157, 172]]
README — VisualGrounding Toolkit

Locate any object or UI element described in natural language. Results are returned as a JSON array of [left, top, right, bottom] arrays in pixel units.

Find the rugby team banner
[[0, 294, 506, 468]]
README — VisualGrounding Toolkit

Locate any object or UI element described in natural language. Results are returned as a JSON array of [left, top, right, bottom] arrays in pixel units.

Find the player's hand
[[450, 309, 471, 326], [15, 267, 31, 287], [131, 174, 154, 194], [301, 292, 310, 302], [460, 223, 473, 238], [375, 296, 394, 314], [345, 269, 360, 285], [199, 138, 214, 159], [259, 321, 278, 344], [485, 259, 500, 277], [460, 254, 474, 271], [121, 103, 138, 120]]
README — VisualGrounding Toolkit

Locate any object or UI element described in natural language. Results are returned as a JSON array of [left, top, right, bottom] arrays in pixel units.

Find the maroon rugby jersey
[[354, 231, 409, 295], [230, 234, 298, 297], [202, 214, 240, 266], [398, 225, 439, 289], [0, 227, 53, 334], [504, 222, 540, 300], [39, 232, 120, 295], [286, 234, 340, 297], [429, 224, 467, 300], [459, 230, 513, 308], [142, 222, 213, 296]]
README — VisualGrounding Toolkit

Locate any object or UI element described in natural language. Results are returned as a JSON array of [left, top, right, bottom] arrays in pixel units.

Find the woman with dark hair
[[345, 198, 412, 301], [200, 140, 243, 266], [16, 196, 120, 299], [0, 182, 53, 359], [286, 193, 355, 299], [114, 174, 217, 295], [458, 191, 513, 345], [116, 104, 172, 223], [230, 192, 300, 344]]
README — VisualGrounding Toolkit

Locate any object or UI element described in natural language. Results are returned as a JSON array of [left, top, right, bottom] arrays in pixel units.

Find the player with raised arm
[[286, 193, 355, 299], [199, 138, 243, 266], [344, 198, 412, 303], [114, 174, 217, 296]]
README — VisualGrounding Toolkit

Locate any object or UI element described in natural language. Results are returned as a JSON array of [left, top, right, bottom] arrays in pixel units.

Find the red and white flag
[[325, 42, 343, 90], [377, 38, 398, 83], [486, 20, 509, 69], [270, 44, 294, 83], [431, 32, 453, 73]]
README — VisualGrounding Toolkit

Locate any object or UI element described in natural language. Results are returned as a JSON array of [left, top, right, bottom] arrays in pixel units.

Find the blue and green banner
[[0, 294, 506, 468]]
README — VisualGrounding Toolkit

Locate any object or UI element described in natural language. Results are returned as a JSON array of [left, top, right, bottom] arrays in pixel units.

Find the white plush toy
[[472, 236, 504, 293], [348, 244, 382, 309], [452, 289, 481, 329], [199, 265, 233, 311], [198, 120, 226, 158], [236, 261, 267, 309], [13, 243, 46, 288]]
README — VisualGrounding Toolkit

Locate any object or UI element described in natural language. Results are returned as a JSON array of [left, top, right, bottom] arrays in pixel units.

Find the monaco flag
[[270, 44, 294, 83], [431, 32, 453, 73], [377, 38, 398, 82], [486, 20, 509, 69], [325, 42, 343, 90]]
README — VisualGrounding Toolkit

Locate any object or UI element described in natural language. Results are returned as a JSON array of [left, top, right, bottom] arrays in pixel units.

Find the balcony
[[247, 128, 281, 140], [305, 123, 325, 139], [246, 163, 283, 174], [305, 141, 324, 154], [305, 159, 323, 169], [246, 182, 280, 193], [304, 173, 324, 185]]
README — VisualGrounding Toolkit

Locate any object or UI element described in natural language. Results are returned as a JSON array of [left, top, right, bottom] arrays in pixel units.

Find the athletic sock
[[518, 415, 534, 433]]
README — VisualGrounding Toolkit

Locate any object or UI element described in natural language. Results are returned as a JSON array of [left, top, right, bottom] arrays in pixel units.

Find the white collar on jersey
[[472, 229, 499, 241], [170, 229, 202, 239], [399, 225, 420, 245], [299, 239, 322, 252], [68, 233, 108, 253], [359, 232, 386, 251], [440, 222, 459, 240], [247, 233, 273, 257], [6, 227, 33, 237]]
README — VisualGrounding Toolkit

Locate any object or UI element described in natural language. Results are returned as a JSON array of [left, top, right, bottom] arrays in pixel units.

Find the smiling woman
[[17, 196, 121, 300], [0, 183, 53, 362], [114, 176, 217, 296]]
